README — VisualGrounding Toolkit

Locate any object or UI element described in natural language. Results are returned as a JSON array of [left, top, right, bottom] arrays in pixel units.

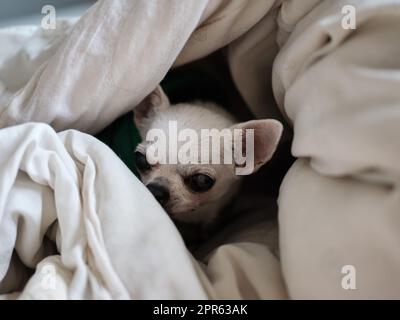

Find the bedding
[[0, 123, 206, 299], [0, 0, 400, 299]]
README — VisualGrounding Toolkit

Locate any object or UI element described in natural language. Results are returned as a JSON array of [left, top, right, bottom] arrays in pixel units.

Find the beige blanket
[[1, 0, 399, 299]]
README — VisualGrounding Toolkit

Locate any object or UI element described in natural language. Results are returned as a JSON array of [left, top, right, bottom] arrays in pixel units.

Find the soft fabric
[[274, 0, 400, 299], [0, 123, 208, 299], [1, 0, 400, 299]]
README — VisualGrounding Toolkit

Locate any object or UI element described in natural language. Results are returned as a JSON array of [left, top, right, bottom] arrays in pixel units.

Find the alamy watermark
[[341, 5, 356, 30], [41, 5, 56, 30], [144, 121, 254, 175], [341, 265, 356, 290], [40, 263, 57, 290]]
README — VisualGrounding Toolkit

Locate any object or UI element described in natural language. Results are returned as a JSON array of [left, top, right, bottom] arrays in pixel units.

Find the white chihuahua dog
[[133, 86, 282, 241]]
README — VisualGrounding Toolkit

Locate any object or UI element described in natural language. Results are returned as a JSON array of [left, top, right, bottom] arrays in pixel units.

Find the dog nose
[[146, 183, 170, 205]]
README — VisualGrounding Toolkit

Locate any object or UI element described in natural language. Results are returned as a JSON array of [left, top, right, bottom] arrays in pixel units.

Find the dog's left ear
[[232, 119, 283, 174], [134, 85, 170, 134]]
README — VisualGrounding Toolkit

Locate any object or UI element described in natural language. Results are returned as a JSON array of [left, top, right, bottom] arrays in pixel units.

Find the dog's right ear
[[134, 85, 170, 134]]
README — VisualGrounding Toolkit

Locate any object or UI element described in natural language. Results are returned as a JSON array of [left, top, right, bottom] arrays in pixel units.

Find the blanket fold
[[0, 123, 207, 299]]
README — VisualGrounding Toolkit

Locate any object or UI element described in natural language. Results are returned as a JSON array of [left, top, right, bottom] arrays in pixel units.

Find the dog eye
[[134, 151, 151, 171], [188, 174, 215, 193]]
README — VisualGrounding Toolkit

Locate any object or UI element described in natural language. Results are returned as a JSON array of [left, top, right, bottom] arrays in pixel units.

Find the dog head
[[133, 86, 283, 224]]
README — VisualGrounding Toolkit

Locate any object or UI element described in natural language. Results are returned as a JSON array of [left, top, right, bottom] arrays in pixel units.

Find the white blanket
[[2, 0, 400, 299], [0, 123, 208, 299]]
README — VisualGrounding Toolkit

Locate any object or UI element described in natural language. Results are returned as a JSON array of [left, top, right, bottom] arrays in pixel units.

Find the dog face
[[133, 86, 283, 225]]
